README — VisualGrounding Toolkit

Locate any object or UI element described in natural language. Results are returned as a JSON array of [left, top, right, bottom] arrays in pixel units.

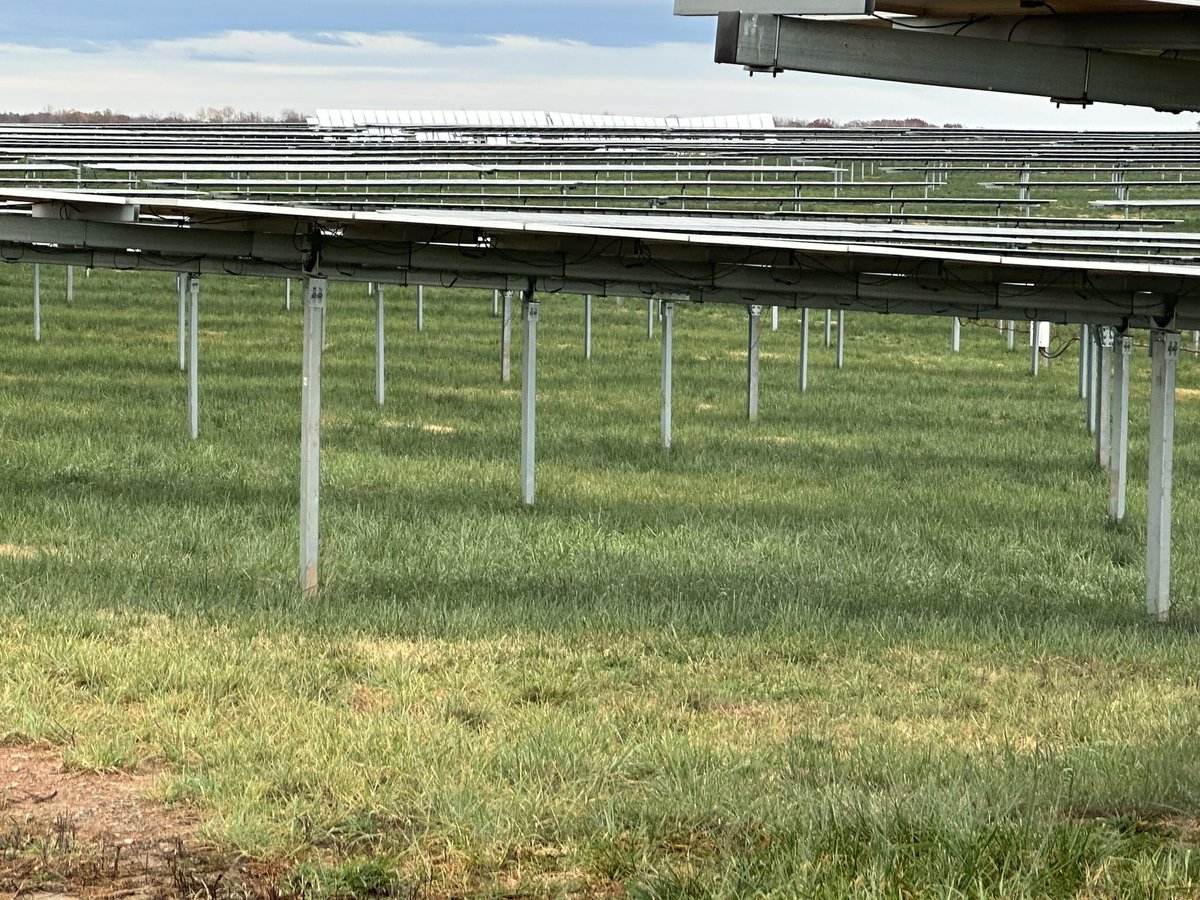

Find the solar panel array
[[0, 118, 1197, 233]]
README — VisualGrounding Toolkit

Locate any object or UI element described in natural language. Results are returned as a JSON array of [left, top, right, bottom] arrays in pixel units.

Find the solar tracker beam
[[715, 14, 1200, 112], [1109, 333, 1132, 523], [662, 301, 675, 451], [1146, 329, 1179, 621], [521, 293, 539, 508], [299, 276, 327, 598], [747, 305, 762, 422]]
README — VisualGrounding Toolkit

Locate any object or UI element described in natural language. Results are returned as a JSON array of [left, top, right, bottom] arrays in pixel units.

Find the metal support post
[[187, 274, 200, 440], [584, 294, 593, 360], [520, 293, 539, 507], [177, 274, 187, 371], [647, 297, 655, 340], [661, 301, 674, 451], [416, 284, 425, 332], [1030, 321, 1040, 377], [799, 307, 810, 392], [66, 265, 73, 304], [500, 290, 513, 383], [951, 316, 961, 352], [747, 305, 762, 422], [1078, 324, 1090, 400], [824, 309, 833, 347], [33, 264, 40, 343], [1087, 329, 1099, 434], [1109, 332, 1132, 523], [492, 289, 500, 318], [1006, 319, 1015, 352], [299, 276, 327, 598], [836, 309, 846, 369], [374, 283, 385, 407], [1095, 326, 1114, 467], [1146, 329, 1180, 621], [285, 278, 292, 311], [771, 305, 779, 332]]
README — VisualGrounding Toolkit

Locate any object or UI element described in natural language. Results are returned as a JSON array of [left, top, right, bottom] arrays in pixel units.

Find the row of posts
[[24, 267, 1188, 618]]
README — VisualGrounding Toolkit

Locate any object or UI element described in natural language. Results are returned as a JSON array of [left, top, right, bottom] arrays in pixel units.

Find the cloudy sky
[[0, 0, 1192, 129]]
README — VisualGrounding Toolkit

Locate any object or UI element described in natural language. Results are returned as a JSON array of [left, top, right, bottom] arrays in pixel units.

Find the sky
[[0, 0, 1193, 130]]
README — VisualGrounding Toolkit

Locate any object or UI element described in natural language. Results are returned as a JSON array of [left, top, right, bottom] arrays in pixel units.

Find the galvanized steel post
[[661, 301, 674, 451], [299, 276, 327, 598], [177, 274, 187, 372], [836, 309, 846, 369], [584, 294, 593, 360], [416, 284, 425, 332], [1109, 332, 1132, 523], [799, 308, 810, 393], [187, 274, 200, 440], [374, 283, 385, 407], [1095, 326, 1114, 467], [520, 292, 539, 507], [33, 264, 40, 343], [500, 290, 513, 383], [1146, 329, 1180, 621], [747, 305, 762, 422]]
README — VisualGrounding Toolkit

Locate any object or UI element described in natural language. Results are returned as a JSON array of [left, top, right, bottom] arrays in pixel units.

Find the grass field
[[2, 263, 1200, 897]]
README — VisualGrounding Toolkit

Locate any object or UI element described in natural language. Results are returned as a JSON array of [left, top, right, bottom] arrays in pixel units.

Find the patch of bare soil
[[0, 745, 279, 899]]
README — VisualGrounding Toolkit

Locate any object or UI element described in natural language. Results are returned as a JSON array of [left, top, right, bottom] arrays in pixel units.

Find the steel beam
[[836, 309, 846, 369], [501, 290, 513, 383], [416, 284, 425, 332], [1078, 324, 1090, 400], [662, 301, 675, 451], [647, 297, 655, 340], [1030, 322, 1041, 377], [299, 276, 327, 598], [799, 307, 810, 392], [66, 265, 73, 304], [33, 264, 40, 343], [951, 316, 961, 353], [1109, 333, 1132, 523], [520, 293, 539, 507], [824, 309, 832, 347], [584, 294, 593, 360], [375, 283, 385, 407], [1095, 327, 1114, 468], [748, 305, 762, 422], [714, 13, 1200, 112], [178, 274, 187, 372], [1146, 329, 1180, 621], [187, 274, 200, 440]]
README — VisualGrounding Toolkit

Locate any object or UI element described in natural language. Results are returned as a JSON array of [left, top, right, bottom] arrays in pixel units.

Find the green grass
[[3, 265, 1200, 896]]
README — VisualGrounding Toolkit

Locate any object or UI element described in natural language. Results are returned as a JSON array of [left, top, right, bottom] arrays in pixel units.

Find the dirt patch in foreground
[[0, 744, 276, 899]]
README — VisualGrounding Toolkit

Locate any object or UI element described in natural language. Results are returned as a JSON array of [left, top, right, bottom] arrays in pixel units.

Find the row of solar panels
[[310, 109, 778, 131]]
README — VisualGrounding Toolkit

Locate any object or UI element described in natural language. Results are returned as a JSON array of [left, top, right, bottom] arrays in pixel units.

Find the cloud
[[0, 28, 1189, 131]]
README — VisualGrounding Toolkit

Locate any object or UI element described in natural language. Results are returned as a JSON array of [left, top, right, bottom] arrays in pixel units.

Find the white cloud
[[0, 30, 1190, 130]]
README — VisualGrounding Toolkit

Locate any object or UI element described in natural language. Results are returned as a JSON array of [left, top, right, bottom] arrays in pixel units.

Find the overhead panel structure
[[676, 0, 1200, 112]]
